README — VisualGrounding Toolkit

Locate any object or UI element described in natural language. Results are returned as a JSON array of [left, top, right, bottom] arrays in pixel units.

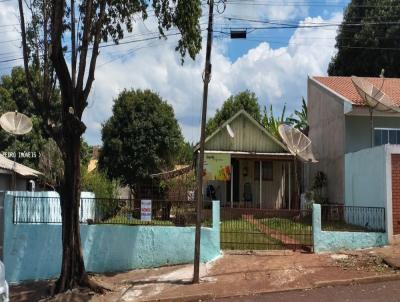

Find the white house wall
[[308, 78, 346, 204]]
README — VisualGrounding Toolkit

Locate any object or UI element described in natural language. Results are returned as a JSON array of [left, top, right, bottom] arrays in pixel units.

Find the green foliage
[[81, 168, 119, 199], [261, 104, 287, 140], [80, 140, 92, 167], [206, 90, 261, 136], [175, 141, 194, 164], [99, 89, 184, 190], [286, 98, 309, 135], [328, 0, 400, 77]]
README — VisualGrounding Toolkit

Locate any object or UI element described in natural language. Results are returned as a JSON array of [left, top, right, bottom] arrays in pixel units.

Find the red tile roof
[[313, 76, 400, 107]]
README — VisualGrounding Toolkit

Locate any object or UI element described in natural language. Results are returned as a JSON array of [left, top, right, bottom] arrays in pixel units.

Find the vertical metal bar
[[288, 162, 291, 210], [259, 160, 262, 209]]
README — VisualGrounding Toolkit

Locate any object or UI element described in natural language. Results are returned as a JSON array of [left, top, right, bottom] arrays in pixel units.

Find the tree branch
[[76, 0, 94, 97], [18, 0, 40, 107], [50, 1, 73, 109], [79, 0, 106, 116]]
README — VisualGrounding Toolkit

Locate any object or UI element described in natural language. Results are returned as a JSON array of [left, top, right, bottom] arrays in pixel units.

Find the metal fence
[[321, 205, 386, 232], [12, 196, 208, 227], [219, 207, 313, 251]]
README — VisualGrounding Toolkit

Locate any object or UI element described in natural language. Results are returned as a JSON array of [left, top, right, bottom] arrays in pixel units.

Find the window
[[254, 161, 273, 181], [374, 128, 400, 146]]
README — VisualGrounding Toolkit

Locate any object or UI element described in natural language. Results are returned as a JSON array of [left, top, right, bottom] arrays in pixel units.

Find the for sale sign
[[141, 199, 152, 221]]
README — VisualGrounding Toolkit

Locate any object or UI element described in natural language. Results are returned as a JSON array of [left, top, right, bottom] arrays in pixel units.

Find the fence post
[[313, 203, 321, 253], [212, 200, 220, 253]]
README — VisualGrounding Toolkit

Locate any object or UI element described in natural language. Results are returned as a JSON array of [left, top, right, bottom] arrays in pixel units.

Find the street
[[212, 280, 400, 302]]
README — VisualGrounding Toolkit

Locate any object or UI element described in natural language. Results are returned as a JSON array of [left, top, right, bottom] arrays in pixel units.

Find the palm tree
[[286, 98, 309, 136]]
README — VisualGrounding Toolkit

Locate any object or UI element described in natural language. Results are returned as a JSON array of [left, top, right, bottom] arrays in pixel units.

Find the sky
[[0, 0, 351, 145]]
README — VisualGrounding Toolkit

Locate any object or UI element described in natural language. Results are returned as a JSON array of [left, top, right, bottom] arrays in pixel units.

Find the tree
[[17, 0, 202, 293], [0, 67, 92, 184], [0, 67, 54, 169], [286, 98, 309, 136], [99, 89, 184, 193], [206, 90, 261, 135], [81, 168, 119, 199], [262, 104, 287, 140], [328, 0, 400, 77], [176, 141, 194, 165]]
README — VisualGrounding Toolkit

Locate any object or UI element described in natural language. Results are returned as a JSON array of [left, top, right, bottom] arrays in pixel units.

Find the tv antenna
[[278, 124, 317, 209], [0, 111, 33, 189], [351, 76, 400, 147]]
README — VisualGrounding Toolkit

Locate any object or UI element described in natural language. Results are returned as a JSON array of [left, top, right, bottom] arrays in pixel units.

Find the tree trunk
[[54, 135, 88, 292]]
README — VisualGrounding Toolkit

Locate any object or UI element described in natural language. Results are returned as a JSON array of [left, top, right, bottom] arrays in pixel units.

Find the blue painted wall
[[345, 145, 387, 209], [313, 204, 388, 253], [3, 193, 220, 283]]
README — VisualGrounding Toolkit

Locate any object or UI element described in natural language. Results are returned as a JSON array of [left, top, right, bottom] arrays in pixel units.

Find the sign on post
[[141, 199, 152, 222]]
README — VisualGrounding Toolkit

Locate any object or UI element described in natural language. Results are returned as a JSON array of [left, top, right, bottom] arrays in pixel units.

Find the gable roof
[[197, 109, 288, 153], [0, 154, 42, 178], [312, 76, 400, 107]]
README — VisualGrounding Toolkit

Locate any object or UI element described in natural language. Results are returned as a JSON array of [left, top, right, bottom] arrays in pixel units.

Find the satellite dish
[[351, 76, 400, 113], [226, 124, 235, 138], [0, 111, 33, 190], [278, 124, 317, 163], [352, 76, 400, 147], [0, 111, 33, 135]]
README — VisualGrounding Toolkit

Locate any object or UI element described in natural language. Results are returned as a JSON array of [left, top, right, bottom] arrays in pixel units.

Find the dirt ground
[[10, 248, 400, 302]]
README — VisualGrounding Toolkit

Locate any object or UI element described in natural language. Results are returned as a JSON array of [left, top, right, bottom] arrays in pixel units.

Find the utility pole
[[193, 0, 214, 284]]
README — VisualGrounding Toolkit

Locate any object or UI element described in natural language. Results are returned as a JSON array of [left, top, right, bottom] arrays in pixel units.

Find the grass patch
[[221, 219, 283, 250], [259, 217, 313, 246], [322, 221, 368, 232]]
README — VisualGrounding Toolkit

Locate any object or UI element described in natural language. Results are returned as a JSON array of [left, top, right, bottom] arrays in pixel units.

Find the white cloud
[[83, 12, 342, 145], [0, 2, 342, 145]]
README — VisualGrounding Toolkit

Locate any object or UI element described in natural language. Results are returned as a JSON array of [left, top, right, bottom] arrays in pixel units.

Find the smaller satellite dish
[[0, 111, 33, 135], [278, 124, 317, 163], [351, 76, 400, 113], [226, 124, 235, 138]]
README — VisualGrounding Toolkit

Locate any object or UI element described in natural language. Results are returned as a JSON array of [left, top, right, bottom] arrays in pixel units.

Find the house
[[196, 109, 296, 209], [307, 76, 400, 242], [0, 153, 42, 191], [307, 76, 400, 204]]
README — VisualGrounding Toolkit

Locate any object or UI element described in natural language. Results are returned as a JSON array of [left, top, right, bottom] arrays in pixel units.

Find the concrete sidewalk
[[11, 247, 400, 302]]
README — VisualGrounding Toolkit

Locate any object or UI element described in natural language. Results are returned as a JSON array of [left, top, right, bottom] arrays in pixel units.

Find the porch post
[[259, 160, 262, 209], [230, 164, 233, 208], [288, 161, 291, 210]]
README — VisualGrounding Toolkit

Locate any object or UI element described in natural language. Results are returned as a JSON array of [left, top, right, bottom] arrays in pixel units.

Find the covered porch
[[203, 151, 296, 209]]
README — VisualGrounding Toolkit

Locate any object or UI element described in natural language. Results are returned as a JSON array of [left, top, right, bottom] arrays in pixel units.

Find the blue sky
[[0, 0, 351, 145]]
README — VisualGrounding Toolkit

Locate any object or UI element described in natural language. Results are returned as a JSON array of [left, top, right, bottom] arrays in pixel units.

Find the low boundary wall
[[313, 204, 388, 253], [4, 192, 220, 283]]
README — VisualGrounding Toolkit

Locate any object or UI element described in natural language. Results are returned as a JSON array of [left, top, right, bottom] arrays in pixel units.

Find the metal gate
[[220, 207, 313, 251]]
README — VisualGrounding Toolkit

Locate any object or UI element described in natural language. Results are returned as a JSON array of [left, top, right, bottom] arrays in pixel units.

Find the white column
[[259, 160, 262, 209], [230, 164, 233, 208]]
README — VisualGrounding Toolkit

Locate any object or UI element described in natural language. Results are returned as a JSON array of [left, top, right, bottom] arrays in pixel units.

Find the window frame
[[374, 127, 400, 146], [254, 160, 273, 181]]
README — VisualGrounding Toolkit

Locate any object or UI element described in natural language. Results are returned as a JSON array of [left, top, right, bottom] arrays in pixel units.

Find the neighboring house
[[0, 154, 42, 191], [307, 76, 400, 209], [196, 109, 296, 209]]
